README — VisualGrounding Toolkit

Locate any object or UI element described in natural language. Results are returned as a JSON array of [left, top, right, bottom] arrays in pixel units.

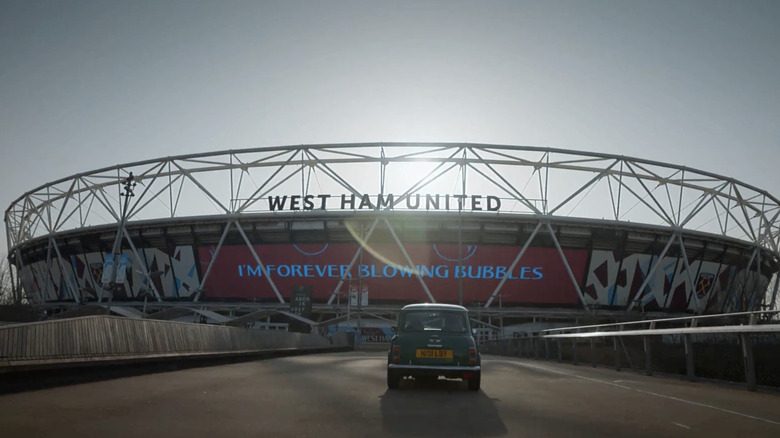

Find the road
[[0, 352, 778, 437]]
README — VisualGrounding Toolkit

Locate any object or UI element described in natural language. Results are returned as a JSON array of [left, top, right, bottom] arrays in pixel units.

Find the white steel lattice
[[6, 144, 779, 251], [4, 144, 780, 313]]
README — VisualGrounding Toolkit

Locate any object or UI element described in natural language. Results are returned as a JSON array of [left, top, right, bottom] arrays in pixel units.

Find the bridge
[[1, 312, 778, 437], [0, 351, 778, 437]]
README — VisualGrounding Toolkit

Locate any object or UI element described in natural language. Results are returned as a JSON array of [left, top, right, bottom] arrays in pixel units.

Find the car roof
[[400, 303, 468, 312]]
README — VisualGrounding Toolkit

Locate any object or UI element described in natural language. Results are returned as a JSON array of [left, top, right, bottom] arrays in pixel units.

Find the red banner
[[198, 243, 587, 305]]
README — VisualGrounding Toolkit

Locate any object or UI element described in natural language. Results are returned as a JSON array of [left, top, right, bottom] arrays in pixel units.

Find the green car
[[387, 303, 481, 391]]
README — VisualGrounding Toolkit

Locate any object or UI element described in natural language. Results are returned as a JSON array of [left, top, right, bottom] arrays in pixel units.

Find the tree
[[0, 254, 18, 305], [0, 253, 42, 322]]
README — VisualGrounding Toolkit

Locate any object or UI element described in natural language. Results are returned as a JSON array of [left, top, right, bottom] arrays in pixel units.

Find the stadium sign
[[199, 243, 584, 304], [267, 194, 502, 212]]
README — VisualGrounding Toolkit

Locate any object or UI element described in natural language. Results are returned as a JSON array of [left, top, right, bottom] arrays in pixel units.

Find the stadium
[[4, 144, 780, 336]]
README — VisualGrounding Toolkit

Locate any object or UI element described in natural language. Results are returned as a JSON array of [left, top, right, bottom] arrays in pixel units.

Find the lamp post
[[137, 269, 163, 315], [334, 289, 351, 330], [103, 173, 136, 314], [499, 293, 503, 339], [497, 293, 512, 339]]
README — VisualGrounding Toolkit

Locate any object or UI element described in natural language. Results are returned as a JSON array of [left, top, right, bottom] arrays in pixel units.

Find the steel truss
[[5, 144, 780, 318]]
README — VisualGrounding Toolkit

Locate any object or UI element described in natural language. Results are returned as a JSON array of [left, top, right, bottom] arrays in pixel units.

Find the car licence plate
[[415, 349, 453, 359]]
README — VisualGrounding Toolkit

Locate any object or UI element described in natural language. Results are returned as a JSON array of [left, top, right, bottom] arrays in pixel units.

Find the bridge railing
[[481, 310, 780, 392], [0, 315, 347, 370]]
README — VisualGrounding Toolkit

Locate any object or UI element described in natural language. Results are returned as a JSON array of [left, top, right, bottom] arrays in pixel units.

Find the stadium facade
[[4, 144, 780, 327]]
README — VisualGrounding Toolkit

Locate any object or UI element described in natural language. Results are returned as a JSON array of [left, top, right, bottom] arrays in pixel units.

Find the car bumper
[[387, 363, 481, 375]]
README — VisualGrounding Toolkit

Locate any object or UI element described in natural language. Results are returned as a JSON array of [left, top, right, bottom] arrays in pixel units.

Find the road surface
[[1, 351, 778, 437]]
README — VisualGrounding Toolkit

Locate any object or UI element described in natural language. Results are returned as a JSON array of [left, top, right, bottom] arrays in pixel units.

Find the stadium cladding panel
[[4, 143, 780, 322]]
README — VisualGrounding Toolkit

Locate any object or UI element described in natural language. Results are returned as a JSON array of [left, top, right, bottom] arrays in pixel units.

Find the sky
[[1, 0, 779, 252]]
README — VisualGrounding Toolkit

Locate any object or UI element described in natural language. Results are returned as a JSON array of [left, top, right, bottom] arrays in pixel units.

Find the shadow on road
[[379, 377, 507, 437]]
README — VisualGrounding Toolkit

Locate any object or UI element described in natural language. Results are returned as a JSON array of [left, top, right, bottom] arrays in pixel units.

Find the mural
[[18, 242, 767, 313], [586, 250, 719, 312], [584, 250, 765, 313], [140, 246, 200, 298], [20, 246, 200, 302]]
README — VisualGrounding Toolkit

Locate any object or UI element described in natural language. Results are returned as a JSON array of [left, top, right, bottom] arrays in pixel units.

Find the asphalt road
[[0, 352, 778, 437]]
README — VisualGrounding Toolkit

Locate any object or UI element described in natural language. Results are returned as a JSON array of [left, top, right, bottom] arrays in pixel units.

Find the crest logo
[[433, 244, 478, 262], [695, 273, 715, 298], [293, 244, 329, 256], [90, 263, 104, 285]]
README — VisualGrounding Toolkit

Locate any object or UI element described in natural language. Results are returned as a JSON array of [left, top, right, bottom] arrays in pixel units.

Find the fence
[[481, 310, 780, 391], [0, 315, 345, 369]]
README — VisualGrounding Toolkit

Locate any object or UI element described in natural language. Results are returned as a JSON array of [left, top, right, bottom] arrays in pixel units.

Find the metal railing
[[0, 315, 342, 368], [482, 310, 780, 391]]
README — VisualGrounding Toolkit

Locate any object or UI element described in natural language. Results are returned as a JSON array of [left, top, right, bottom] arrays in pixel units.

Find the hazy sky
[[2, 0, 779, 250]]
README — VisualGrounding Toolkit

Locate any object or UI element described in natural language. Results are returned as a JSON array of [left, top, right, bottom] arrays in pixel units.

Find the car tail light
[[468, 347, 477, 365], [392, 345, 400, 363]]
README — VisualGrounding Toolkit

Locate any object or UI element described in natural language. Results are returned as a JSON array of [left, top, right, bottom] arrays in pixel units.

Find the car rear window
[[400, 310, 468, 333]]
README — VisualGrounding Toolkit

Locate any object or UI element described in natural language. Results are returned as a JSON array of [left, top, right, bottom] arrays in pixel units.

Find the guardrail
[[0, 315, 347, 371], [482, 310, 780, 392]]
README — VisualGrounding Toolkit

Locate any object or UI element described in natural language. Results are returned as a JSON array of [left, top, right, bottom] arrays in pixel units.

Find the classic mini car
[[387, 303, 481, 390]]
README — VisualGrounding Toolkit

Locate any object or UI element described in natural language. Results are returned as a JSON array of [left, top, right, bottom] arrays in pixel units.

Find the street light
[[497, 293, 512, 339], [136, 269, 163, 315], [333, 289, 352, 331], [102, 172, 136, 314]]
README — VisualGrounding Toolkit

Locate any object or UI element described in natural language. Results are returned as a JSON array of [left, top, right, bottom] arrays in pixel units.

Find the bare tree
[[0, 253, 42, 322], [0, 254, 17, 305]]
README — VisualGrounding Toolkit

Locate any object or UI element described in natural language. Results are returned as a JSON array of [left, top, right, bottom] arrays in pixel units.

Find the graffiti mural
[[584, 250, 764, 312], [21, 246, 201, 302]]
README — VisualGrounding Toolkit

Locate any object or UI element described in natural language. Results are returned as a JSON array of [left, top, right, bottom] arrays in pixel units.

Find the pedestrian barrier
[[0, 315, 347, 370], [481, 310, 780, 391]]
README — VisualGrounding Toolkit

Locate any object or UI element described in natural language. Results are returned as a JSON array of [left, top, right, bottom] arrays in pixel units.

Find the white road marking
[[491, 359, 780, 426], [673, 422, 691, 429]]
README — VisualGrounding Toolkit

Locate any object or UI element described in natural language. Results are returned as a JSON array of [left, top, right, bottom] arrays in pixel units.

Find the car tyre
[[467, 372, 481, 391], [387, 369, 400, 390]]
